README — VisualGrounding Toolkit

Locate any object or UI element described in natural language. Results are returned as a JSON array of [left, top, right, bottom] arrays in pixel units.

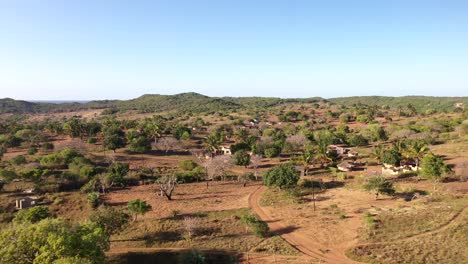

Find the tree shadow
[[323, 181, 345, 189], [272, 226, 299, 236]]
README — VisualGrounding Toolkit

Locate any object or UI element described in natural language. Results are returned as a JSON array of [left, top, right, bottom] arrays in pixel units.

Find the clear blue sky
[[1, 0, 467, 100]]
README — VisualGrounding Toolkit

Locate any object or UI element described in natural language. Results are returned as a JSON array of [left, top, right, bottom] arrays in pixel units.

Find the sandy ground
[[105, 181, 260, 220]]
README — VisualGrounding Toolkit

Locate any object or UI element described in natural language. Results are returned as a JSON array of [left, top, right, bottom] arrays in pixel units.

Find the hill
[[0, 93, 466, 114], [329, 96, 467, 113]]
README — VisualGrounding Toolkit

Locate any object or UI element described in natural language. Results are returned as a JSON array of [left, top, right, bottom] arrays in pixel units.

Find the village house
[[219, 145, 232, 155], [16, 196, 39, 209], [337, 161, 356, 172]]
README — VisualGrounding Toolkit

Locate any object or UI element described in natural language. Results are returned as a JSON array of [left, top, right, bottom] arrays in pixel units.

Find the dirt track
[[248, 186, 362, 264]]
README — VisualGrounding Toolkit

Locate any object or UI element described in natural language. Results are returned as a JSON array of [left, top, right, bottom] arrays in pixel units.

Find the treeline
[[329, 96, 467, 113]]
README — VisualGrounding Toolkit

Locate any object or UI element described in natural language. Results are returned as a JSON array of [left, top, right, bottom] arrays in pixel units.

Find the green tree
[[0, 218, 109, 264], [419, 154, 451, 184], [63, 118, 85, 138], [13, 206, 50, 223], [363, 176, 395, 200], [127, 199, 151, 221], [381, 149, 402, 166], [263, 164, 300, 189], [89, 207, 130, 236], [103, 127, 126, 152], [126, 130, 151, 153], [203, 133, 222, 154], [233, 150, 251, 167]]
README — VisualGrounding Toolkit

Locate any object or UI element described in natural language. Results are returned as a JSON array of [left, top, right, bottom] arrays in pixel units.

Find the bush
[[263, 164, 300, 189], [179, 160, 198, 171], [42, 142, 54, 150], [28, 146, 38, 155], [233, 150, 251, 166], [89, 207, 130, 236], [10, 155, 27, 165], [240, 214, 269, 237], [264, 146, 281, 158], [87, 138, 97, 144], [87, 192, 101, 208], [347, 134, 368, 146], [13, 206, 50, 223]]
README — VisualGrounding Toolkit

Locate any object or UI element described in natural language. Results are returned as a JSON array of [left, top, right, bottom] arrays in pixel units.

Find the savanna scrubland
[[0, 93, 467, 264]]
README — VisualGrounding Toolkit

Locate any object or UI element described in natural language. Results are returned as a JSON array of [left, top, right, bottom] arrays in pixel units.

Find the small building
[[347, 150, 359, 158], [215, 145, 232, 155], [16, 196, 39, 209], [382, 166, 402, 176], [337, 161, 356, 172], [329, 145, 352, 155]]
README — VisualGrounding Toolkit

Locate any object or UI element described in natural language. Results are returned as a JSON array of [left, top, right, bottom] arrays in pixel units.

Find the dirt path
[[248, 186, 362, 264]]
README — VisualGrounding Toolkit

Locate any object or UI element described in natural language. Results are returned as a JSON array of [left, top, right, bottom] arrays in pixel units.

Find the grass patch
[[251, 235, 300, 255], [348, 196, 468, 263], [359, 197, 468, 243]]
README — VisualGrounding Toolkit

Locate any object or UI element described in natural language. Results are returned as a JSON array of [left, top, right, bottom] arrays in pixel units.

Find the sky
[[0, 0, 467, 100]]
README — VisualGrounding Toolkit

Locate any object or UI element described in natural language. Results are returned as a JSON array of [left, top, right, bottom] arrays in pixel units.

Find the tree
[[103, 127, 125, 152], [300, 143, 315, 175], [127, 199, 151, 221], [285, 134, 308, 153], [402, 140, 428, 168], [203, 133, 222, 154], [13, 206, 50, 223], [204, 155, 233, 184], [347, 134, 368, 147], [89, 207, 130, 236], [154, 137, 181, 154], [381, 149, 401, 167], [371, 145, 385, 163], [126, 130, 151, 153], [361, 124, 388, 142], [139, 116, 165, 143], [233, 150, 250, 167], [250, 154, 262, 180], [0, 218, 109, 264], [263, 164, 300, 189], [419, 154, 451, 185], [157, 174, 177, 200], [63, 118, 85, 138], [363, 176, 395, 200]]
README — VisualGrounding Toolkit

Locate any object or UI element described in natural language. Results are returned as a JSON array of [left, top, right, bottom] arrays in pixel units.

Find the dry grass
[[111, 207, 298, 255], [348, 196, 468, 264]]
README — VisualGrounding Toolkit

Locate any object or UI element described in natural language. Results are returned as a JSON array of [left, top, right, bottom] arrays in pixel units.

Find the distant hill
[[0, 93, 466, 114], [329, 96, 468, 113]]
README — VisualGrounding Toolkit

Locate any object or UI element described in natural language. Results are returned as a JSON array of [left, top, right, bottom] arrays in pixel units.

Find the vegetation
[[263, 164, 300, 189], [363, 176, 395, 199]]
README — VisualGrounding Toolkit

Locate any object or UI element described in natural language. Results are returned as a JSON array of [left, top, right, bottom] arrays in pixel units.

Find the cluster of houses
[[381, 160, 419, 176], [329, 145, 358, 158]]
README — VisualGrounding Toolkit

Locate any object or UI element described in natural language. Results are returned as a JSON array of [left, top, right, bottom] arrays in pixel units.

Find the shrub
[[263, 164, 300, 189], [87, 138, 97, 144], [264, 147, 281, 158], [233, 150, 251, 166], [89, 207, 130, 236], [10, 155, 27, 165], [13, 206, 50, 223], [87, 192, 101, 208], [42, 142, 54, 150], [241, 214, 269, 237], [179, 160, 198, 171], [28, 146, 38, 155]]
